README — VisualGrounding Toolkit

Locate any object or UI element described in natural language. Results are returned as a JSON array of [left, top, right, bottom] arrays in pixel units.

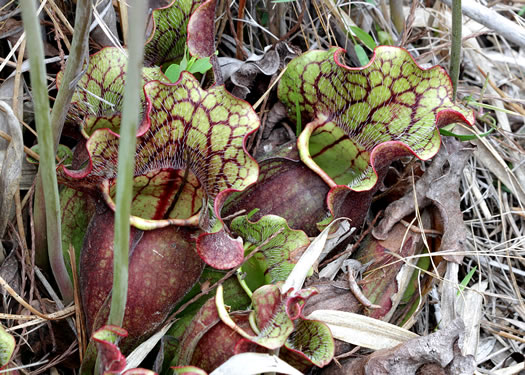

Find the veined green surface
[[57, 47, 166, 137], [144, 0, 204, 66], [231, 214, 310, 288], [0, 325, 15, 369], [278, 47, 473, 191], [59, 72, 259, 227]]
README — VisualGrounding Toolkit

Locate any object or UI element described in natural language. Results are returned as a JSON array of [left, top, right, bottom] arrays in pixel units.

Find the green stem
[[450, 0, 462, 101], [21, 0, 73, 302], [34, 0, 92, 297], [389, 0, 404, 34], [107, 0, 148, 327], [51, 0, 92, 147]]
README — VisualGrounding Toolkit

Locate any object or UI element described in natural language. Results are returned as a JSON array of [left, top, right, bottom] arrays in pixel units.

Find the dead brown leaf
[[372, 137, 475, 263], [322, 318, 475, 375]]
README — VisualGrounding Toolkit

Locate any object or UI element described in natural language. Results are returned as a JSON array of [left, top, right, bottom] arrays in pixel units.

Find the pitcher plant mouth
[[279, 46, 474, 196], [58, 72, 260, 231]]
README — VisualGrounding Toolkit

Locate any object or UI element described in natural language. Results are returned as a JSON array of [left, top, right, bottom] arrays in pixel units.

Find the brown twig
[[235, 0, 246, 59], [0, 275, 74, 321], [347, 264, 380, 309], [399, 219, 443, 237]]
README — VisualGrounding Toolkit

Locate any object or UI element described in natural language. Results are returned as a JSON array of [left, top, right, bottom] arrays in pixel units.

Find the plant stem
[[389, 0, 404, 34], [20, 0, 74, 303], [107, 0, 147, 327], [51, 0, 92, 148], [33, 0, 92, 282], [450, 0, 462, 101]]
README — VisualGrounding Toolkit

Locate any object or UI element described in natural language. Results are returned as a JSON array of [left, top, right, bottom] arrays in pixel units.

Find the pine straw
[[0, 0, 523, 373]]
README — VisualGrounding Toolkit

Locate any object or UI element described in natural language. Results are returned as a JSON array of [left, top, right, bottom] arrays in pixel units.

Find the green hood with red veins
[[57, 47, 166, 137], [278, 46, 474, 194], [58, 71, 259, 230], [144, 0, 206, 66], [217, 284, 334, 367]]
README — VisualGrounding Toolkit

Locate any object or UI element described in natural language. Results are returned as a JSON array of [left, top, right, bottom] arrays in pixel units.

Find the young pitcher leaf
[[144, 0, 205, 66], [58, 72, 259, 230], [217, 283, 320, 350], [285, 318, 334, 367], [0, 325, 15, 369], [278, 46, 474, 192], [92, 325, 128, 373], [230, 214, 310, 288]]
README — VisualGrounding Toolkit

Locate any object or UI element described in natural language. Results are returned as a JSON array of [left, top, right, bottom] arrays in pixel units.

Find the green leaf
[[377, 29, 394, 45], [188, 57, 213, 75], [349, 26, 376, 51], [165, 63, 185, 83], [440, 126, 494, 141], [0, 325, 15, 370], [60, 187, 95, 280], [457, 266, 477, 295], [230, 215, 310, 290], [354, 44, 369, 66], [27, 144, 73, 166]]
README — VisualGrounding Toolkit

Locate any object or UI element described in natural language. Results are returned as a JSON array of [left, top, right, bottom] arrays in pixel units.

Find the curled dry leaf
[[353, 210, 432, 320], [321, 318, 475, 375], [372, 137, 475, 263], [220, 43, 299, 99]]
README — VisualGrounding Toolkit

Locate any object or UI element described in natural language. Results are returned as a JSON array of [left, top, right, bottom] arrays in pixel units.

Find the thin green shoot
[[466, 100, 525, 117], [440, 115, 496, 141], [457, 266, 477, 296], [107, 0, 148, 328], [237, 269, 253, 298], [20, 0, 73, 303]]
